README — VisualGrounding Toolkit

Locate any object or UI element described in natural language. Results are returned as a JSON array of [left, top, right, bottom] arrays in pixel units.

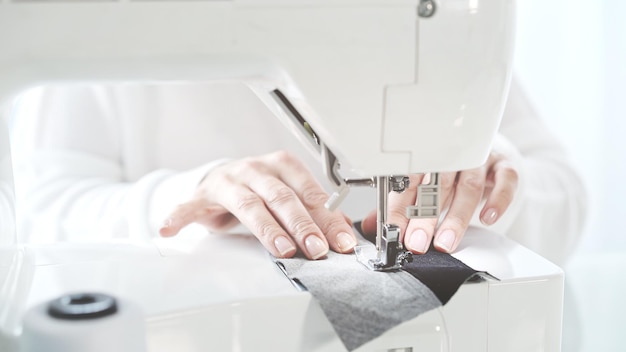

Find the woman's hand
[[361, 151, 519, 254], [159, 151, 357, 260]]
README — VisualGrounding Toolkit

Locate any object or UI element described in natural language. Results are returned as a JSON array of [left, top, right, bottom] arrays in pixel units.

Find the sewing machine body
[[0, 0, 563, 351], [0, 228, 562, 352]]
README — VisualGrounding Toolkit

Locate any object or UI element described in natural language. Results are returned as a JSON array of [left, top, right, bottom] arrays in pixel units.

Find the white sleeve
[[471, 78, 588, 265], [11, 85, 227, 243]]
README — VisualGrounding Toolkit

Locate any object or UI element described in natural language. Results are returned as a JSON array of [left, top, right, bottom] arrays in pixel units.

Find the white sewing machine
[[0, 0, 563, 351]]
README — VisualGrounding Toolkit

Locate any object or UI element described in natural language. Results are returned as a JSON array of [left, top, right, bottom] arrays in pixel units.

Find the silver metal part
[[418, 0, 436, 18], [275, 262, 308, 292], [376, 176, 389, 251], [353, 175, 414, 271], [269, 89, 321, 152], [390, 176, 410, 193], [406, 172, 440, 219], [345, 178, 375, 188], [356, 224, 413, 272]]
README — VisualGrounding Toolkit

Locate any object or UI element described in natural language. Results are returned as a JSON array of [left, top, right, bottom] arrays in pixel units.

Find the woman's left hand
[[361, 151, 519, 254]]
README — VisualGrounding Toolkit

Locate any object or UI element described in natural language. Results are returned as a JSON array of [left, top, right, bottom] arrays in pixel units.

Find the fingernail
[[408, 229, 429, 253], [482, 208, 498, 226], [305, 235, 328, 260], [436, 230, 456, 252], [274, 236, 296, 257], [336, 232, 357, 252]]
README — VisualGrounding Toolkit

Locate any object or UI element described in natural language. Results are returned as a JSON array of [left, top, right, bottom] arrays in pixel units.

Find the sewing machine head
[[259, 0, 517, 269], [0, 0, 515, 268]]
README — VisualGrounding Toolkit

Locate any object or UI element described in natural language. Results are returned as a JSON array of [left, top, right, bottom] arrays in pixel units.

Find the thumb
[[361, 209, 378, 236]]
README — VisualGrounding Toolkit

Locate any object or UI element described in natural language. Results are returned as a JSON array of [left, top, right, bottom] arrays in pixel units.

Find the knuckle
[[444, 214, 467, 231], [255, 221, 280, 241], [205, 164, 227, 180], [239, 158, 265, 173], [440, 173, 457, 189], [301, 184, 329, 208], [271, 150, 308, 172], [235, 193, 264, 212], [228, 162, 248, 177], [266, 186, 297, 209], [495, 187, 516, 206], [442, 172, 457, 183], [500, 166, 519, 183], [459, 176, 484, 193], [321, 215, 351, 234], [388, 207, 408, 222], [286, 215, 317, 238], [272, 150, 297, 164]]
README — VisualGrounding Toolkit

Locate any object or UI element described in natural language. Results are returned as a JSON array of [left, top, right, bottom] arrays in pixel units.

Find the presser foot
[[354, 224, 413, 272], [354, 245, 413, 272]]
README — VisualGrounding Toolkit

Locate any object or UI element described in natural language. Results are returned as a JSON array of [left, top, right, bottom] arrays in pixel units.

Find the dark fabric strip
[[357, 221, 486, 304]]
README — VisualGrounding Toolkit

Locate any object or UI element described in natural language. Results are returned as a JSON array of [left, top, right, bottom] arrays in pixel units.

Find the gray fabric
[[275, 240, 441, 351]]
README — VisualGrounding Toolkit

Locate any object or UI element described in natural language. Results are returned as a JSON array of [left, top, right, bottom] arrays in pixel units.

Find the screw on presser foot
[[368, 248, 413, 271], [389, 176, 410, 193], [398, 251, 413, 265]]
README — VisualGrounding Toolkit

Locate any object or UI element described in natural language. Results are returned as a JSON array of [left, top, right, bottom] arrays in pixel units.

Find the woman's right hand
[[159, 150, 358, 260]]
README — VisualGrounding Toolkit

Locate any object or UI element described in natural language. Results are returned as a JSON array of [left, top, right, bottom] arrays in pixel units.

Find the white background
[[515, 0, 626, 350]]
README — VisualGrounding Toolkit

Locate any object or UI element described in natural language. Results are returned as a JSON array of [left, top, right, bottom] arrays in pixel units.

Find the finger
[[217, 181, 300, 259], [343, 213, 354, 227], [159, 199, 207, 238], [438, 172, 459, 211], [480, 159, 519, 225], [287, 177, 357, 253], [404, 172, 456, 254], [244, 173, 329, 260], [361, 209, 377, 236], [385, 174, 423, 242], [264, 151, 355, 254], [293, 178, 356, 254], [307, 200, 358, 254], [434, 167, 487, 253]]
